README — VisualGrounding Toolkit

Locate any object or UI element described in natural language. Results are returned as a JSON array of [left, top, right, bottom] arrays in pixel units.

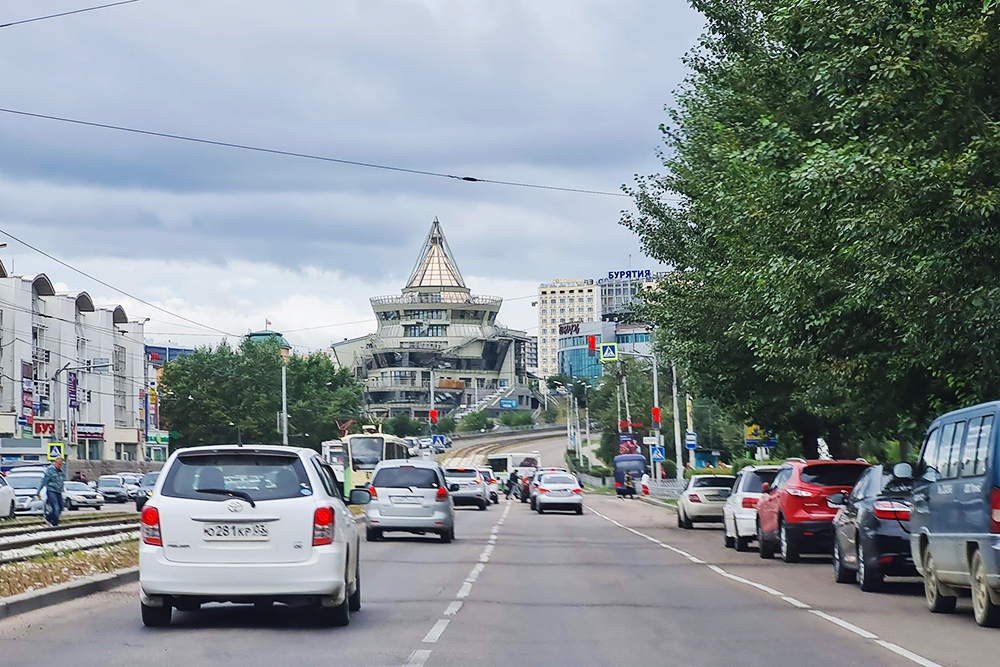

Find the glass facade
[[558, 347, 603, 381]]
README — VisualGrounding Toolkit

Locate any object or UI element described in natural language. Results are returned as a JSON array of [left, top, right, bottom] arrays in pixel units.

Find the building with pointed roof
[[330, 218, 535, 420]]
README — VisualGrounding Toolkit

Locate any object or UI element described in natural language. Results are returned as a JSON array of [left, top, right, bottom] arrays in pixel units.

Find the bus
[[323, 427, 411, 493], [487, 450, 542, 487], [321, 439, 349, 488]]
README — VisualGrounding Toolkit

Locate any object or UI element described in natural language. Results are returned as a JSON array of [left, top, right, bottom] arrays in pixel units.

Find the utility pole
[[686, 394, 695, 468], [566, 395, 572, 451], [672, 363, 682, 480], [584, 401, 591, 471], [574, 391, 582, 460], [430, 367, 435, 416], [651, 352, 660, 481], [281, 365, 288, 446], [622, 368, 633, 436]]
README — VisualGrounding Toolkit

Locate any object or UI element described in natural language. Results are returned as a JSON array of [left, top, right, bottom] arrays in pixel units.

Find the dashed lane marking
[[404, 650, 432, 667], [422, 619, 450, 644], [443, 601, 463, 616]]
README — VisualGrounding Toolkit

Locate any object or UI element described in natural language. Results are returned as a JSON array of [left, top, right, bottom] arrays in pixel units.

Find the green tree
[[458, 410, 494, 433], [435, 415, 457, 435], [498, 411, 534, 427]]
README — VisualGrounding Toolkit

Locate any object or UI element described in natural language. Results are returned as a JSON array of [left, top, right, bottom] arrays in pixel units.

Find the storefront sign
[[33, 420, 55, 437], [77, 423, 105, 439], [598, 269, 652, 284], [559, 323, 581, 335], [67, 372, 78, 409]]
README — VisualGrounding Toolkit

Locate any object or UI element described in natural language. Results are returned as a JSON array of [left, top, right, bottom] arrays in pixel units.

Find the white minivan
[[138, 445, 371, 627]]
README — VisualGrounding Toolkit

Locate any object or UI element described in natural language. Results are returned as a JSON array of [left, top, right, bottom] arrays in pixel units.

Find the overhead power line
[[0, 0, 143, 29], [0, 107, 631, 198], [0, 227, 235, 337]]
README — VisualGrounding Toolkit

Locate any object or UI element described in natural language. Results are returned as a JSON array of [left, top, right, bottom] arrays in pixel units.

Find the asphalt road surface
[[0, 437, 987, 666]]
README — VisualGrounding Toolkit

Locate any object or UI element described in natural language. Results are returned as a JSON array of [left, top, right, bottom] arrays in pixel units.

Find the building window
[[403, 309, 445, 320], [403, 324, 448, 337]]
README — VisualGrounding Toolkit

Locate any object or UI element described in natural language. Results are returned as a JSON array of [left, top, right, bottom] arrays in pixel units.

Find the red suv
[[756, 459, 869, 562]]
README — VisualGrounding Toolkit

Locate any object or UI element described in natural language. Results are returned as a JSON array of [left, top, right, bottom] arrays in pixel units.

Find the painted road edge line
[[875, 640, 945, 667], [808, 610, 879, 640]]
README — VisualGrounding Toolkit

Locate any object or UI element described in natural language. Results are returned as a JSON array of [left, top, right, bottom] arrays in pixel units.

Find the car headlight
[[75, 495, 86, 500], [96, 494, 104, 501], [145, 490, 153, 497]]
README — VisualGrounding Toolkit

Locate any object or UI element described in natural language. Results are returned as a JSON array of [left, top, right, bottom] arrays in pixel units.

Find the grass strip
[[0, 539, 138, 598]]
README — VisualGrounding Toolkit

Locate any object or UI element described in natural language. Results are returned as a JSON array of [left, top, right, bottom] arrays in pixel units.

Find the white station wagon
[[138, 444, 370, 627]]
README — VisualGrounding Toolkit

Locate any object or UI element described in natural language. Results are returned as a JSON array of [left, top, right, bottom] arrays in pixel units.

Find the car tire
[[320, 592, 351, 627], [681, 510, 693, 530], [365, 527, 381, 542], [479, 500, 488, 511], [95, 505, 102, 511], [971, 550, 1000, 627], [4, 501, 12, 519], [723, 525, 735, 549], [923, 549, 957, 613], [174, 598, 200, 612], [493, 497, 500, 505], [441, 527, 454, 543], [537, 505, 544, 514], [348, 562, 362, 612], [833, 538, 853, 584], [676, 509, 684, 528], [779, 519, 800, 563], [857, 539, 883, 592], [520, 494, 528, 504], [735, 535, 751, 552], [758, 520, 774, 559], [575, 506, 583, 515], [141, 601, 172, 627]]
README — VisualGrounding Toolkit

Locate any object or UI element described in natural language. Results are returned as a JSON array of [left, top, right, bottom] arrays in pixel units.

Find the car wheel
[[576, 506, 583, 515], [971, 550, 1000, 627], [365, 527, 381, 542], [348, 562, 362, 612], [833, 537, 853, 584], [479, 500, 488, 511], [174, 599, 200, 612], [681, 510, 693, 530], [4, 501, 12, 519], [320, 590, 351, 627], [441, 527, 454, 543], [779, 519, 800, 563], [493, 497, 499, 505], [735, 535, 751, 552], [923, 548, 957, 613], [857, 539, 883, 592], [723, 521, 735, 549], [758, 520, 774, 559], [537, 505, 544, 514], [676, 508, 683, 528], [520, 494, 527, 504], [141, 601, 172, 627]]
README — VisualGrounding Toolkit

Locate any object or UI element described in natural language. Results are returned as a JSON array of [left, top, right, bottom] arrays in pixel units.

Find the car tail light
[[368, 485, 378, 500], [313, 507, 334, 546], [436, 486, 448, 502], [615, 482, 621, 487], [572, 488, 582, 494], [474, 478, 482, 484], [140, 506, 161, 546], [787, 488, 813, 497], [991, 488, 1000, 533], [539, 488, 551, 493], [688, 494, 701, 503], [742, 497, 758, 509], [873, 500, 911, 521]]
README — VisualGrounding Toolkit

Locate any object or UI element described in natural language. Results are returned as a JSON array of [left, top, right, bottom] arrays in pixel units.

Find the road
[[0, 436, 990, 666]]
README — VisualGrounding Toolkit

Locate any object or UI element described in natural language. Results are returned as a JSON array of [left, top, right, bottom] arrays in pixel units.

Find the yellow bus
[[326, 427, 410, 492]]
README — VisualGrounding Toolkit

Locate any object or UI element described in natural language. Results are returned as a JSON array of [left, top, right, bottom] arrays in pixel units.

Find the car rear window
[[98, 477, 123, 487], [162, 453, 312, 502], [479, 470, 495, 481], [615, 459, 646, 473], [542, 475, 577, 485], [445, 469, 478, 478], [373, 466, 440, 489], [743, 470, 778, 493], [692, 476, 735, 489], [800, 464, 867, 487]]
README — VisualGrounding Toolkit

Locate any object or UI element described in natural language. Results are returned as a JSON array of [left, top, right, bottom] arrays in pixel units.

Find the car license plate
[[203, 523, 269, 541], [391, 496, 420, 505]]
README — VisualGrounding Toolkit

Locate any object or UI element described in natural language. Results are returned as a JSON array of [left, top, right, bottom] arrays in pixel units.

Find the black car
[[830, 464, 917, 591], [134, 471, 160, 511]]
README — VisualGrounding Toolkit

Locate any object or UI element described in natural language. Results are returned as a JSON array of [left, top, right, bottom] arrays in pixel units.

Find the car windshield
[[615, 459, 646, 473], [351, 437, 383, 470], [98, 477, 123, 487], [161, 453, 311, 502], [445, 469, 478, 478], [514, 456, 539, 468], [372, 467, 440, 489], [800, 464, 867, 487], [743, 470, 778, 493], [692, 476, 735, 489], [7, 475, 42, 490], [65, 482, 90, 492], [140, 472, 159, 486], [542, 475, 577, 485]]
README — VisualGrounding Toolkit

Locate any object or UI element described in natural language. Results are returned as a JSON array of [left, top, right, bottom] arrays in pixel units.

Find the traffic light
[[429, 410, 438, 424], [651, 407, 661, 429], [587, 335, 596, 357]]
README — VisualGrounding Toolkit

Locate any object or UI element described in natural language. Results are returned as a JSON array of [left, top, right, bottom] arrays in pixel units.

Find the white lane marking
[[808, 610, 878, 640], [482, 544, 495, 556], [422, 619, 450, 644], [403, 649, 433, 667], [456, 582, 473, 598], [875, 641, 945, 667], [782, 596, 811, 609], [706, 564, 784, 597], [444, 601, 463, 616], [687, 556, 705, 564]]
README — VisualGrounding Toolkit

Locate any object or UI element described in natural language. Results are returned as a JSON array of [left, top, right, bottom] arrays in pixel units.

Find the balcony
[[370, 293, 502, 307]]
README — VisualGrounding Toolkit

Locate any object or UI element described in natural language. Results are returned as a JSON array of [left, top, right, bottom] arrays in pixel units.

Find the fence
[[646, 479, 686, 499]]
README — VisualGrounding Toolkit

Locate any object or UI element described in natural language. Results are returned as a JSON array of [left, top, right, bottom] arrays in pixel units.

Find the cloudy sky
[[0, 0, 704, 351]]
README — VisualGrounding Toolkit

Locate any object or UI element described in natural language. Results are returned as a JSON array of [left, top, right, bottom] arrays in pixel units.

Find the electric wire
[[0, 0, 142, 29]]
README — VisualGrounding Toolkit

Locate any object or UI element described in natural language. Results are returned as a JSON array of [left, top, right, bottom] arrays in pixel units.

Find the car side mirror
[[348, 489, 371, 505], [449, 483, 460, 492], [827, 492, 845, 507], [892, 462, 913, 479], [761, 482, 770, 493]]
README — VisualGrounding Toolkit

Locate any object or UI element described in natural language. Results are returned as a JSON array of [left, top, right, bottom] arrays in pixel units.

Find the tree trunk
[[825, 424, 845, 460]]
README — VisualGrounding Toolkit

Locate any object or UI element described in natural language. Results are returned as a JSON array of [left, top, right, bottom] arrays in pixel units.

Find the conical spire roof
[[405, 217, 466, 289]]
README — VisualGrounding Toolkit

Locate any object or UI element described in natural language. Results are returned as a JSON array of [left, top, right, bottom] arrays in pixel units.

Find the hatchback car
[[757, 459, 869, 562], [677, 475, 735, 528], [138, 444, 370, 627], [534, 472, 583, 515], [97, 475, 129, 503], [527, 467, 570, 509], [63, 481, 103, 511], [365, 460, 456, 542], [478, 467, 499, 504], [722, 466, 780, 551], [135, 471, 160, 511], [830, 464, 916, 591], [444, 468, 489, 510], [0, 474, 15, 519]]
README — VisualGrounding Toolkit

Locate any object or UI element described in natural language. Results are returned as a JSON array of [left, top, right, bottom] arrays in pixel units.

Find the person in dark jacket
[[506, 471, 520, 500], [35, 457, 67, 526]]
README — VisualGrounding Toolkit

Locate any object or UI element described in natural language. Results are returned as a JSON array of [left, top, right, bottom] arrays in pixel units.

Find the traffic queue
[[674, 400, 1000, 630]]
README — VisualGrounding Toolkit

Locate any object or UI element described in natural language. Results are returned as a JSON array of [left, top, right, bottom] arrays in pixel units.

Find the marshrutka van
[[321, 426, 410, 494], [487, 451, 541, 482]]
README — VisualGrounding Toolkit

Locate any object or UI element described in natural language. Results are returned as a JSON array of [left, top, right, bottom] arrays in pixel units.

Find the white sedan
[[0, 474, 15, 518], [676, 475, 736, 529], [722, 465, 781, 551], [139, 444, 370, 627]]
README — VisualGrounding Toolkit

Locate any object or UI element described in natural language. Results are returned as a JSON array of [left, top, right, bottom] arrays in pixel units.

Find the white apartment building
[[0, 266, 148, 466], [536, 279, 598, 378]]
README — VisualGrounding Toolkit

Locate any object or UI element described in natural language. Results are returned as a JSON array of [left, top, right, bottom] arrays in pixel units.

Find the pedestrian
[[623, 471, 635, 499], [506, 470, 520, 500], [71, 470, 83, 483], [641, 471, 650, 496], [35, 456, 67, 527]]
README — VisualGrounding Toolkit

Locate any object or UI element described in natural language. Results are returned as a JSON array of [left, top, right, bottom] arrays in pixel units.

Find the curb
[[638, 496, 677, 513], [0, 566, 139, 621]]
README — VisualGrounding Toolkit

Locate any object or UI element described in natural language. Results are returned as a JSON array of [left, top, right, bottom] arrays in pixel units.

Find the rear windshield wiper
[[196, 488, 256, 508]]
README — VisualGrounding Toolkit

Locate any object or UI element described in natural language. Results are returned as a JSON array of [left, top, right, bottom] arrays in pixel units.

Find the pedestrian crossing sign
[[599, 343, 618, 362], [48, 442, 64, 461]]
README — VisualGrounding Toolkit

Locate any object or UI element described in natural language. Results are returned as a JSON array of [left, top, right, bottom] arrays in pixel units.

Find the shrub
[[684, 467, 734, 479], [731, 458, 786, 474]]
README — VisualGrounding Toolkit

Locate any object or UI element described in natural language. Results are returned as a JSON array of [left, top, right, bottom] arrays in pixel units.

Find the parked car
[[722, 465, 780, 551], [677, 475, 735, 528], [96, 475, 129, 503], [418, 437, 433, 449], [63, 481, 103, 511], [478, 467, 499, 504], [365, 460, 456, 542], [138, 444, 370, 627], [756, 459, 869, 562], [135, 471, 160, 511], [443, 468, 489, 510], [6, 469, 47, 514], [534, 472, 583, 515], [0, 473, 15, 519], [829, 464, 916, 591], [908, 401, 1000, 626]]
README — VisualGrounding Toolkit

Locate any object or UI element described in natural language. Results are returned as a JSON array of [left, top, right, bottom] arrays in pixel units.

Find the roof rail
[[785, 457, 806, 463]]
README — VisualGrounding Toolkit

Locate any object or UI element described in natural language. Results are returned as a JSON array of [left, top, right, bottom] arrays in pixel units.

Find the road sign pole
[[672, 363, 682, 480], [686, 394, 695, 469]]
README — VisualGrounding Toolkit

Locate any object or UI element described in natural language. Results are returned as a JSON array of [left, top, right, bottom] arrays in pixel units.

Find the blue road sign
[[431, 435, 446, 447], [48, 442, 64, 461], [685, 432, 698, 449], [600, 343, 618, 362], [499, 399, 517, 409], [651, 446, 666, 462]]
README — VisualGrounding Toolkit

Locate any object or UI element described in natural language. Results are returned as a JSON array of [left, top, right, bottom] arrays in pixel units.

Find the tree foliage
[[626, 0, 1000, 456]]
